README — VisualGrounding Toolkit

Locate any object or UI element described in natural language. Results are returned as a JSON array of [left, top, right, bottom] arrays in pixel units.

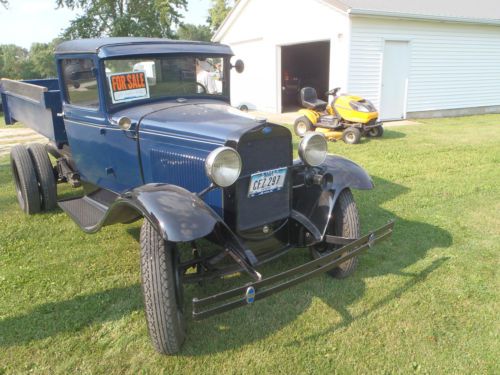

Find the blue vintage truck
[[0, 37, 393, 355]]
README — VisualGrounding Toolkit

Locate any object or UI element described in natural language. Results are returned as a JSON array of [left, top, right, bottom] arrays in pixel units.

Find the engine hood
[[114, 100, 271, 145]]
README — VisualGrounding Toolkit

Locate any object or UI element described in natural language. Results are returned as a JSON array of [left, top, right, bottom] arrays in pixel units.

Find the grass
[[0, 115, 499, 374], [0, 114, 25, 129]]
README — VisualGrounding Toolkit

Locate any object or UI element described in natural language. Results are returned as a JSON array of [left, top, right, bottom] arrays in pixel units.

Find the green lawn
[[0, 113, 24, 129], [0, 115, 499, 374]]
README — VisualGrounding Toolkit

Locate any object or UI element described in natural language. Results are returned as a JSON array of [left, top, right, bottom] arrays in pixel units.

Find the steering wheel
[[195, 82, 207, 94], [171, 82, 208, 95], [326, 87, 341, 96]]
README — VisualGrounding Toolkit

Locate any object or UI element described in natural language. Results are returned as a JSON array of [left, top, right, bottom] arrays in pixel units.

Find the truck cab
[[55, 38, 234, 195], [1, 37, 393, 355]]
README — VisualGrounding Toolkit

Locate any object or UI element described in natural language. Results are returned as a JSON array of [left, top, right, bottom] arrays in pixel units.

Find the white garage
[[213, 0, 500, 120]]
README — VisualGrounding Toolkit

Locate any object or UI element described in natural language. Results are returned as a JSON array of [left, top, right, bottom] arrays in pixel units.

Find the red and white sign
[[108, 71, 150, 103]]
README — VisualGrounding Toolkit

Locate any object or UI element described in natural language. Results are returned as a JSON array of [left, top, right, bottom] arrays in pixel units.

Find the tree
[[0, 39, 62, 80], [56, 0, 188, 39], [207, 0, 232, 32], [28, 40, 60, 78], [0, 45, 31, 79], [177, 23, 212, 42]]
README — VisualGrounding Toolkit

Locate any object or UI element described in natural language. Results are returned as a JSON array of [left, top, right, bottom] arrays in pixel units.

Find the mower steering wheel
[[326, 87, 341, 96]]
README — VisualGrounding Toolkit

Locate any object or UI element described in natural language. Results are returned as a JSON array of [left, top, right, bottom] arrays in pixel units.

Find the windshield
[[104, 55, 228, 105]]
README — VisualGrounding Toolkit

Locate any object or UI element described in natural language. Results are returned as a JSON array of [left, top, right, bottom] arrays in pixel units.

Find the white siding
[[349, 17, 500, 115], [217, 0, 350, 113]]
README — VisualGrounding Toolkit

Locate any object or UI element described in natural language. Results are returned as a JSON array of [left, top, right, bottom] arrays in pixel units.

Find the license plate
[[248, 167, 287, 197]]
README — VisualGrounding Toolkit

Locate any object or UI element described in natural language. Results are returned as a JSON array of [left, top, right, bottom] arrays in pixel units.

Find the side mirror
[[232, 59, 245, 74]]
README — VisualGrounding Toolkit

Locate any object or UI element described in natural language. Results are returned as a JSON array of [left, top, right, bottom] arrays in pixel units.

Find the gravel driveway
[[0, 127, 48, 157]]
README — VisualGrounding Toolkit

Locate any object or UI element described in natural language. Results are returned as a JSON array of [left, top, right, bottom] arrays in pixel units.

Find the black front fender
[[321, 154, 373, 191], [116, 183, 220, 242], [292, 155, 373, 241], [108, 183, 261, 280]]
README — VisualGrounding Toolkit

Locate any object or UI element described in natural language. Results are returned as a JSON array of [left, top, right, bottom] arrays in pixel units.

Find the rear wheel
[[140, 220, 186, 355], [342, 127, 361, 144], [367, 125, 384, 138], [294, 116, 313, 137], [309, 189, 360, 278], [10, 145, 41, 215], [27, 143, 57, 211]]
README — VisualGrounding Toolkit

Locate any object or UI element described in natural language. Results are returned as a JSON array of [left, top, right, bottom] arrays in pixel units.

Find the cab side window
[[62, 59, 100, 109]]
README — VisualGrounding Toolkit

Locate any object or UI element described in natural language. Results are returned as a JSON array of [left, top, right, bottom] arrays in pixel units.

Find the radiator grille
[[150, 148, 222, 215], [233, 127, 292, 231]]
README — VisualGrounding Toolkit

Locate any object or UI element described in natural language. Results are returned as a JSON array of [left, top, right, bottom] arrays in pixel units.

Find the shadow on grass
[[286, 257, 450, 348], [0, 285, 143, 348], [0, 176, 452, 355], [379, 129, 406, 140], [354, 129, 406, 144]]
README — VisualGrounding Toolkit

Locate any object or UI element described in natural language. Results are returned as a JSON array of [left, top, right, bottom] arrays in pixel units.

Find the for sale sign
[[108, 71, 150, 103]]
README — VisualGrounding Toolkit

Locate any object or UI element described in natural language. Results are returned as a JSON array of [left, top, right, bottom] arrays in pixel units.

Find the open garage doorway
[[281, 40, 330, 112]]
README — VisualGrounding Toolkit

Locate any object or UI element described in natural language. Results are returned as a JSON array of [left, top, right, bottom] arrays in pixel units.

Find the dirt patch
[[0, 128, 48, 157]]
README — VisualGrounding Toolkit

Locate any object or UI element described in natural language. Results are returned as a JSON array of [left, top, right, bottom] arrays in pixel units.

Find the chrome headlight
[[298, 132, 328, 167], [205, 147, 242, 187], [350, 100, 375, 113]]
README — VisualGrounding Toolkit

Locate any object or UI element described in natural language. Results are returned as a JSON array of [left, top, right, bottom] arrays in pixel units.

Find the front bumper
[[192, 220, 394, 320]]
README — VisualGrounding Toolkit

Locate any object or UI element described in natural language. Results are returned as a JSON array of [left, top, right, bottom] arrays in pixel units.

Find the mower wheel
[[342, 127, 361, 144], [367, 125, 384, 138], [294, 116, 313, 137]]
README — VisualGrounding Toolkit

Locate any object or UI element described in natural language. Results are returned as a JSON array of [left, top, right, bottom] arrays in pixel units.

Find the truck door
[[59, 57, 143, 193]]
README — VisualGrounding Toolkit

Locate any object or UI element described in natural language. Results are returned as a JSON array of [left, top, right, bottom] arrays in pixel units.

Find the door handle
[[56, 112, 65, 118]]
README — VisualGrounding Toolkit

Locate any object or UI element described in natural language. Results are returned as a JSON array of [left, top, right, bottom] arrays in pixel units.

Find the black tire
[[366, 125, 384, 138], [10, 145, 41, 215], [310, 189, 360, 278], [27, 143, 57, 211], [140, 220, 186, 355], [342, 127, 362, 144], [294, 116, 313, 137]]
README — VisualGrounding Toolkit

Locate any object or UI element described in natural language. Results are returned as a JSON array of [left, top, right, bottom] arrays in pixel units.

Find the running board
[[58, 196, 108, 231]]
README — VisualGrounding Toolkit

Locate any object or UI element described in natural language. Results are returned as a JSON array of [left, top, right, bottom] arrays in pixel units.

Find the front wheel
[[342, 127, 361, 144], [309, 189, 360, 278], [294, 116, 313, 137], [366, 125, 384, 138], [140, 220, 186, 355]]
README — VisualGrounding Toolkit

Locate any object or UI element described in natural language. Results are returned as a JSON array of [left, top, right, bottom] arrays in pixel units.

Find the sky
[[0, 0, 213, 49]]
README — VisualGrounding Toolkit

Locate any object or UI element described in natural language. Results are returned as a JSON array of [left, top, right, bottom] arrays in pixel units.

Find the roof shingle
[[325, 0, 500, 23]]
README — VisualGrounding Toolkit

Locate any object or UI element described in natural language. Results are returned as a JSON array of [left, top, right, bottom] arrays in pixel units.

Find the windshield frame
[[100, 53, 232, 113]]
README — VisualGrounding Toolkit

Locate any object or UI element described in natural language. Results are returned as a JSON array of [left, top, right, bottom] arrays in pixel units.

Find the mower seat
[[300, 87, 327, 111]]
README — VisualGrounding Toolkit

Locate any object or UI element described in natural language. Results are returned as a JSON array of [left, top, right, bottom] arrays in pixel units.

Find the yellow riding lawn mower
[[294, 87, 384, 144]]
